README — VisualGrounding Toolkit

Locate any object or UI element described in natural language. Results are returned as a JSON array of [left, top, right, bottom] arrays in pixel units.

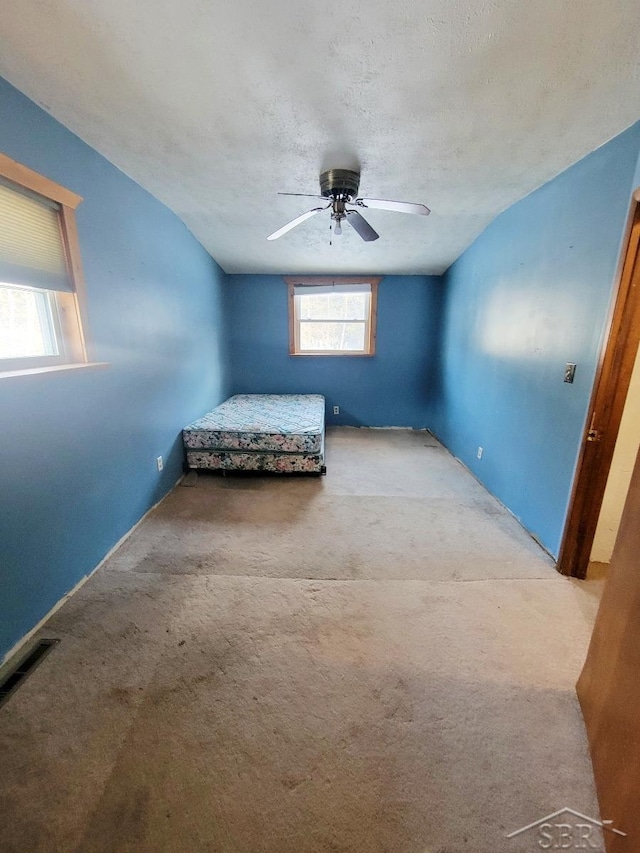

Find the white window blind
[[0, 178, 73, 292]]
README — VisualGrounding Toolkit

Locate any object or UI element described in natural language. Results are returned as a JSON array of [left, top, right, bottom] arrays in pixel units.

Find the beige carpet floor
[[0, 428, 605, 852]]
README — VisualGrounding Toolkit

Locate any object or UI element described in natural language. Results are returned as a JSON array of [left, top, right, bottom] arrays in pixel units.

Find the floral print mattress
[[182, 394, 326, 473]]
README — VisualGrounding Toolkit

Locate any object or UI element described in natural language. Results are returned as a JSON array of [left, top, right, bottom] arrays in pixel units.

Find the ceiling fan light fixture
[[269, 168, 430, 242]]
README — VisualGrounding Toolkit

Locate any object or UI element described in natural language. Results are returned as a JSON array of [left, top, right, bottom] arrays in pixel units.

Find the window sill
[[0, 362, 110, 380], [289, 352, 375, 357]]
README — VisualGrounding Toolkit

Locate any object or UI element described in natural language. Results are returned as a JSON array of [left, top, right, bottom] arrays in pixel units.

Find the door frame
[[558, 191, 640, 578]]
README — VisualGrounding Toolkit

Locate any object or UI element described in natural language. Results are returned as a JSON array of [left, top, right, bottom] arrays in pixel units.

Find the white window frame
[[0, 152, 91, 378], [286, 277, 380, 357]]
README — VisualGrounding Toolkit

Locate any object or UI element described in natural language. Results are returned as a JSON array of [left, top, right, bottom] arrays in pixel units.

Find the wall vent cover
[[0, 639, 59, 707]]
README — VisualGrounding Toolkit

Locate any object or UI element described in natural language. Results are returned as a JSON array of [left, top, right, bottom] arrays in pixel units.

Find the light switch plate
[[564, 363, 577, 384]]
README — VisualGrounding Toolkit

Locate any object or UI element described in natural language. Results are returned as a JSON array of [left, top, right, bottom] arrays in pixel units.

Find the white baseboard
[[1, 475, 182, 668]]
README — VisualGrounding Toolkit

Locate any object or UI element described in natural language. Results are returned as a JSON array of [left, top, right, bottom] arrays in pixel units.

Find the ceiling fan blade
[[356, 198, 431, 216], [345, 209, 379, 242], [278, 192, 327, 200], [267, 207, 327, 241]]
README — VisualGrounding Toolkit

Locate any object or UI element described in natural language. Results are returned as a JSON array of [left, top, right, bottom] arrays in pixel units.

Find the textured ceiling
[[1, 0, 639, 274]]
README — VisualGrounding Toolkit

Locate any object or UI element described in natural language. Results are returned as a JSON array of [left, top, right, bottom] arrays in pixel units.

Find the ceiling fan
[[267, 169, 430, 242]]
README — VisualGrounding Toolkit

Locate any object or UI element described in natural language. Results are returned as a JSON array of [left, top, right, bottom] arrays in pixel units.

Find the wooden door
[[558, 199, 640, 578], [577, 443, 640, 849]]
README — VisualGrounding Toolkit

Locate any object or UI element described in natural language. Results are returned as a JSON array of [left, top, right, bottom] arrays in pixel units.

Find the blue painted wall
[[226, 274, 443, 427], [0, 77, 230, 659], [633, 142, 640, 190], [432, 122, 640, 557]]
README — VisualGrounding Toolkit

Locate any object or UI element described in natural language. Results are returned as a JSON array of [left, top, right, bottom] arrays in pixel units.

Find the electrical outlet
[[156, 455, 164, 472], [477, 446, 483, 460], [333, 406, 340, 415]]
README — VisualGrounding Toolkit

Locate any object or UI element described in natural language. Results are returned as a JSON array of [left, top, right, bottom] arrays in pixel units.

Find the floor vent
[[0, 639, 60, 707]]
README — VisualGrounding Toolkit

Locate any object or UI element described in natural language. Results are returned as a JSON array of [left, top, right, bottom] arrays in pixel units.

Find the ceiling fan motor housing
[[319, 169, 360, 200]]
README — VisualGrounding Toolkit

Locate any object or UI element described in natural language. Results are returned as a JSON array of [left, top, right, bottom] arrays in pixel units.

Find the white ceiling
[[1, 0, 640, 275]]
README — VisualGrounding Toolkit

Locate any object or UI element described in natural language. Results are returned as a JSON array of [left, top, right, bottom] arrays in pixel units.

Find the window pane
[[300, 321, 366, 351], [0, 283, 59, 359], [299, 292, 367, 321]]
